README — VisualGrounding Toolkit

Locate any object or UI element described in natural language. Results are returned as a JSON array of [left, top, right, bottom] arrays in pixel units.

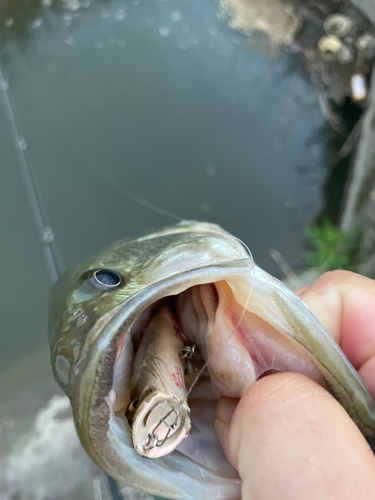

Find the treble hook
[[180, 343, 197, 360]]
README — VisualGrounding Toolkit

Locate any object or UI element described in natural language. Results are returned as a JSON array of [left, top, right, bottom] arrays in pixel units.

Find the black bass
[[48, 221, 375, 500]]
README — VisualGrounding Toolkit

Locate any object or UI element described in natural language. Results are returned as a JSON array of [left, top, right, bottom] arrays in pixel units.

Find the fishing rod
[[0, 61, 123, 500], [0, 63, 59, 283]]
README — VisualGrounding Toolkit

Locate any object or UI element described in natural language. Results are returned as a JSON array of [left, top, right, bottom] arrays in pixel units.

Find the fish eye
[[90, 268, 124, 290]]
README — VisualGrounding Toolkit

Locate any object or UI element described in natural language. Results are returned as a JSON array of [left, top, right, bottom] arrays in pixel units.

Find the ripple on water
[[208, 25, 218, 36], [62, 0, 80, 12], [63, 13, 72, 26], [170, 9, 182, 22], [31, 18, 43, 29], [114, 9, 126, 21], [64, 36, 75, 46], [159, 25, 171, 37]]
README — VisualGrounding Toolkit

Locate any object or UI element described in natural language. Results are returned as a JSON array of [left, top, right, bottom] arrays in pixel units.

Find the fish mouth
[[73, 258, 323, 495]]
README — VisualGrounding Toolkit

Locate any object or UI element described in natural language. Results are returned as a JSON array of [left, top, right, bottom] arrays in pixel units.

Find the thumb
[[215, 373, 375, 500]]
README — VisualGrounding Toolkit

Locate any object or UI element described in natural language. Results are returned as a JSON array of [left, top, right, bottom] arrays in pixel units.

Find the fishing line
[[0, 61, 125, 500], [184, 235, 255, 401], [47, 114, 186, 223], [0, 59, 186, 225], [3, 44, 256, 455], [0, 62, 63, 283], [120, 191, 185, 223]]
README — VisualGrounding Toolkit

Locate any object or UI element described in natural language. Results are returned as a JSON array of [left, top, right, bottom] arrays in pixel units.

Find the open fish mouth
[[73, 259, 258, 498], [70, 263, 374, 498], [109, 277, 322, 463], [49, 222, 375, 500]]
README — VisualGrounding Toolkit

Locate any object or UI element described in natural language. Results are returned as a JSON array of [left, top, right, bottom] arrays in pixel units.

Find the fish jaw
[[71, 260, 252, 500], [227, 266, 375, 437]]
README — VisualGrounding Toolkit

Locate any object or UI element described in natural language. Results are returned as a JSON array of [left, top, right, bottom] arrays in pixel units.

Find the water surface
[[0, 1, 334, 498]]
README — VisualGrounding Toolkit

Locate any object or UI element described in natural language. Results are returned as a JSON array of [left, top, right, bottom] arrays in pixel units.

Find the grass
[[305, 220, 359, 273]]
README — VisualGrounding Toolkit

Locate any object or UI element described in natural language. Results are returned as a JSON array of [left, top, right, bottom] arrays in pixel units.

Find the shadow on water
[[0, 0, 48, 51], [269, 51, 347, 230], [314, 98, 363, 224]]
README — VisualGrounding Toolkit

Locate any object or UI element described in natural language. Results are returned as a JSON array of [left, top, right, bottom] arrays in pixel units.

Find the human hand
[[215, 271, 375, 500]]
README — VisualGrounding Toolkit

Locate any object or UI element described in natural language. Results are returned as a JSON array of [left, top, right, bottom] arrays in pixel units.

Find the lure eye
[[90, 268, 125, 290], [128, 399, 138, 412], [125, 399, 139, 421]]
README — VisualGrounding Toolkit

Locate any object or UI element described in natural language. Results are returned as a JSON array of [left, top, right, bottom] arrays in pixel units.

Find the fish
[[48, 221, 375, 500]]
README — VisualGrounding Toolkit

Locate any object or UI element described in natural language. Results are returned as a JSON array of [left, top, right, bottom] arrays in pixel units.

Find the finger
[[297, 271, 375, 398], [215, 373, 375, 500]]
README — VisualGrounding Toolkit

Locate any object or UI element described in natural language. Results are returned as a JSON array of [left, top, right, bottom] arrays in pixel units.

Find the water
[[0, 0, 336, 498]]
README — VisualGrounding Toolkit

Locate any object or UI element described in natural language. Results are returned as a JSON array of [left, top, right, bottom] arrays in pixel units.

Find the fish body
[[48, 221, 375, 500]]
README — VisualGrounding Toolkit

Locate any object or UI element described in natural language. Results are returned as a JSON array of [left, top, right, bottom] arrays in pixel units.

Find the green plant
[[305, 220, 358, 272]]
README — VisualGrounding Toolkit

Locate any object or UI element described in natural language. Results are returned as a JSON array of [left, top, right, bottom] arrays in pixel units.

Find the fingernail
[[216, 397, 239, 423]]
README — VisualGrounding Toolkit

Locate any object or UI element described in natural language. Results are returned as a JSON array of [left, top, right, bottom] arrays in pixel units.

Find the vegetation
[[305, 220, 359, 273]]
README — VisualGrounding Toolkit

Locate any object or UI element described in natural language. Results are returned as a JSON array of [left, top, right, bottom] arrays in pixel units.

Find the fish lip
[[133, 221, 233, 242], [132, 220, 252, 258], [72, 258, 253, 465]]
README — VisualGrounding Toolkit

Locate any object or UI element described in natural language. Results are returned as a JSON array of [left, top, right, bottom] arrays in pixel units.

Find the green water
[[0, 0, 335, 498]]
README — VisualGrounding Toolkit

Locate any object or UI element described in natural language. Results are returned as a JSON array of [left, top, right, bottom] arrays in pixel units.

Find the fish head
[[48, 221, 253, 499], [48, 220, 249, 394], [48, 221, 375, 500]]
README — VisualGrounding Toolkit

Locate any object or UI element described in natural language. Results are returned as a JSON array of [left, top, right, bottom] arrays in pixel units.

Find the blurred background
[[1, 0, 375, 498]]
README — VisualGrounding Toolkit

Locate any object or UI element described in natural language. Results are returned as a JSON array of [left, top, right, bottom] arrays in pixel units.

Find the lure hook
[[143, 409, 180, 451]]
